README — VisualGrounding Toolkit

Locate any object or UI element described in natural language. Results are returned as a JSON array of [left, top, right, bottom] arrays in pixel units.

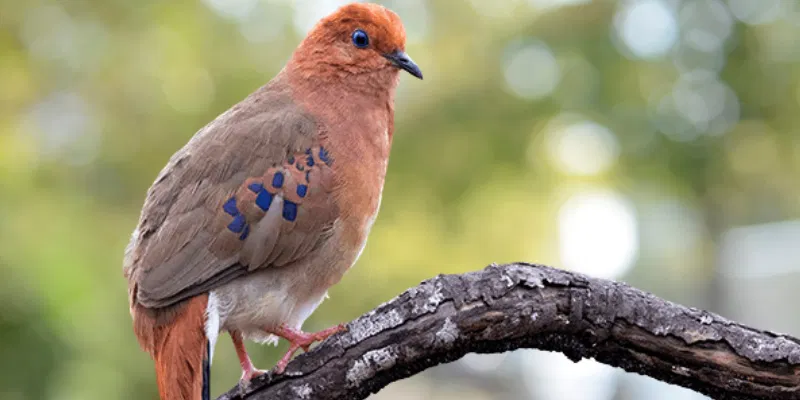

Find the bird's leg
[[230, 331, 266, 382], [268, 323, 347, 373]]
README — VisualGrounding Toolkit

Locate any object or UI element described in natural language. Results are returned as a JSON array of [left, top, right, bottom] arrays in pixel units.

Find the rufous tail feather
[[140, 295, 209, 400]]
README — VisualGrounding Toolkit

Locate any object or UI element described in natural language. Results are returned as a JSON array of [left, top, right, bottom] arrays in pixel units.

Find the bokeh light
[[544, 115, 620, 176], [613, 0, 678, 59], [558, 189, 639, 280], [503, 40, 561, 100], [521, 351, 617, 400]]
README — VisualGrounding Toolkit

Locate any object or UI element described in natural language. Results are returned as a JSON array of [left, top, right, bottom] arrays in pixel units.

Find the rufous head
[[288, 3, 423, 83]]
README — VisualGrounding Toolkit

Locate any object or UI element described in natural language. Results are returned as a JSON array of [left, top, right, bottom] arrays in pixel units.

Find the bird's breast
[[326, 124, 391, 261]]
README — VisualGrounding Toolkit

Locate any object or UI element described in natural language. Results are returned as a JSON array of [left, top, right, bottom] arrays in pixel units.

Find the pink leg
[[268, 323, 347, 373], [230, 331, 266, 382]]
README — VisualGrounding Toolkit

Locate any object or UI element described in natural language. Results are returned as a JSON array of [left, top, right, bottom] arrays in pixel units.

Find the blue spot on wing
[[223, 198, 239, 216], [248, 182, 263, 193], [239, 224, 250, 240], [228, 215, 246, 233], [318, 147, 330, 164], [306, 156, 314, 167], [297, 184, 308, 198], [272, 172, 284, 188], [305, 171, 310, 182], [256, 189, 273, 211], [282, 201, 298, 222], [288, 155, 295, 164]]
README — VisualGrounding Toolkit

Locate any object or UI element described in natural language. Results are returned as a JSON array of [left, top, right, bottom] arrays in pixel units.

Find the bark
[[217, 263, 800, 400]]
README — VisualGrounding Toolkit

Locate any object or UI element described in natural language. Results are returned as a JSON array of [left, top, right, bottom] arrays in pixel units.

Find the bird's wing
[[124, 81, 339, 309]]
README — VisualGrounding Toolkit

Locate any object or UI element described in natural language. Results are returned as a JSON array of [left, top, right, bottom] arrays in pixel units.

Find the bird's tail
[[134, 295, 211, 400]]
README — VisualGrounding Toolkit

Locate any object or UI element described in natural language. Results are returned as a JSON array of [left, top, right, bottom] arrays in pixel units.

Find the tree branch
[[217, 263, 800, 400]]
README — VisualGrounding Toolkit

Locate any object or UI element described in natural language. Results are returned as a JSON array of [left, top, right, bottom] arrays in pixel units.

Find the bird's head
[[288, 3, 423, 84]]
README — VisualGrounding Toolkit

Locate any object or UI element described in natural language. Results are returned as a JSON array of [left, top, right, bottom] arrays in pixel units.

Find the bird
[[122, 3, 422, 399]]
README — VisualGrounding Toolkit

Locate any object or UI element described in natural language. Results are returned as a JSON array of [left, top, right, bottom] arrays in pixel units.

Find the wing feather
[[125, 80, 339, 309]]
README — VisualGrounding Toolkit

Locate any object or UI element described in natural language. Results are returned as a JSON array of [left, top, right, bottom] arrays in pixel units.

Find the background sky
[[2, 0, 800, 399]]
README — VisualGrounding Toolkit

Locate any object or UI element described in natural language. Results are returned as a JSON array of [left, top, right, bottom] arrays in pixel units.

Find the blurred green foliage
[[1, 0, 800, 398]]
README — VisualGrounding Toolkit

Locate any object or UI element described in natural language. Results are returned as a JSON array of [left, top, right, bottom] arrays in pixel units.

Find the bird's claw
[[271, 323, 348, 373], [241, 367, 267, 382]]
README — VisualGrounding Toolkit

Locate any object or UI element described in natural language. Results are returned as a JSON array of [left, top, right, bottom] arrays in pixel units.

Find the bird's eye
[[351, 29, 369, 49]]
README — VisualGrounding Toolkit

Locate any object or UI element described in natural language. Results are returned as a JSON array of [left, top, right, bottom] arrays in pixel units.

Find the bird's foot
[[230, 330, 267, 384], [271, 323, 347, 373], [241, 366, 267, 382]]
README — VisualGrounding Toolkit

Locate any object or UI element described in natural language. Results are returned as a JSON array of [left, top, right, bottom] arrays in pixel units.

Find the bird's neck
[[283, 65, 398, 151], [284, 58, 400, 103]]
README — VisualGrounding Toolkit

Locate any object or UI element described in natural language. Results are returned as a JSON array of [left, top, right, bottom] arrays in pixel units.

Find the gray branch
[[217, 263, 800, 400]]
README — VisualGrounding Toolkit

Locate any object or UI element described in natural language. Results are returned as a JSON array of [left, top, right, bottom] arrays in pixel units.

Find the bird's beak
[[384, 50, 423, 80]]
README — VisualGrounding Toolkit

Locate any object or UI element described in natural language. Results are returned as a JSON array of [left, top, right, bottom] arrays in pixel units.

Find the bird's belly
[[208, 267, 329, 344]]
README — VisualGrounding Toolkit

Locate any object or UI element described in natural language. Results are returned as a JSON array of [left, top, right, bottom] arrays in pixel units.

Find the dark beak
[[384, 50, 423, 80]]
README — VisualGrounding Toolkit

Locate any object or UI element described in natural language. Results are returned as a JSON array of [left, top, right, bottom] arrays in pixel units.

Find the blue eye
[[351, 29, 369, 48]]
